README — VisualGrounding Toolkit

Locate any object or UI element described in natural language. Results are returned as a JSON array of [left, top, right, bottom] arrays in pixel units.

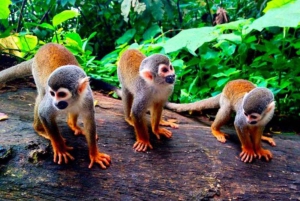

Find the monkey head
[[139, 54, 176, 85], [242, 87, 275, 126], [47, 65, 90, 110]]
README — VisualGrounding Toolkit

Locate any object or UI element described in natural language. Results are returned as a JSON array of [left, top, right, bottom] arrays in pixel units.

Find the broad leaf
[[247, 0, 300, 32], [161, 27, 219, 55], [0, 0, 11, 19], [116, 29, 136, 45], [53, 10, 79, 27], [263, 0, 295, 13]]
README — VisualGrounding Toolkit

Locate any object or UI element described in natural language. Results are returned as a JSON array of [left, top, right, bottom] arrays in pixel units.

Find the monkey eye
[[250, 115, 257, 119], [244, 112, 248, 116], [170, 65, 173, 70], [162, 67, 169, 73], [57, 92, 67, 98], [50, 91, 55, 97]]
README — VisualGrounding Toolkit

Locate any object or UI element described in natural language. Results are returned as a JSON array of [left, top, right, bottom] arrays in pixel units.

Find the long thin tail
[[90, 77, 122, 98], [165, 94, 221, 112], [0, 59, 33, 83]]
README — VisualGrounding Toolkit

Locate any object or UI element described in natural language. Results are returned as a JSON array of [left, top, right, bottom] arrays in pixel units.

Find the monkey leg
[[33, 95, 49, 139], [122, 89, 134, 124], [151, 103, 173, 139], [130, 101, 153, 152], [261, 136, 276, 146], [67, 113, 84, 136], [159, 118, 179, 129], [235, 125, 256, 163], [211, 105, 231, 143]]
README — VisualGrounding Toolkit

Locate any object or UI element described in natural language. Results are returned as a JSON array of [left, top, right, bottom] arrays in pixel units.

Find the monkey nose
[[55, 101, 68, 110], [165, 75, 175, 84]]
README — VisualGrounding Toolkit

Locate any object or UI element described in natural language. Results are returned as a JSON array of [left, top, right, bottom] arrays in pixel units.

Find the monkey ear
[[140, 69, 153, 82], [78, 77, 90, 93], [266, 101, 276, 112]]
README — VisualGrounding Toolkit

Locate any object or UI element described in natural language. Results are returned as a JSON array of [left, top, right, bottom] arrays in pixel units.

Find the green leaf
[[52, 10, 79, 27], [116, 29, 136, 45], [0, 0, 11, 19], [217, 78, 230, 87], [263, 0, 295, 13], [247, 0, 300, 33], [161, 27, 219, 55], [217, 33, 242, 44], [65, 32, 82, 47], [143, 24, 161, 40]]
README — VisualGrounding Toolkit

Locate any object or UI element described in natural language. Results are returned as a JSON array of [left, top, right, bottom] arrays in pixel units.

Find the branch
[[16, 0, 27, 33], [177, 0, 183, 25]]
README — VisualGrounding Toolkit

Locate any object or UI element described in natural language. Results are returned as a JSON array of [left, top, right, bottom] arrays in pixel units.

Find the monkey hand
[[153, 127, 172, 139], [89, 152, 111, 169], [261, 136, 276, 146], [159, 119, 179, 129], [133, 140, 153, 152], [240, 147, 257, 163], [256, 148, 273, 162], [211, 129, 229, 143], [51, 140, 74, 165]]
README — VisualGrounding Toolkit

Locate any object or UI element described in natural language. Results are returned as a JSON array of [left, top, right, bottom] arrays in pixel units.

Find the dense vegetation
[[0, 0, 299, 118]]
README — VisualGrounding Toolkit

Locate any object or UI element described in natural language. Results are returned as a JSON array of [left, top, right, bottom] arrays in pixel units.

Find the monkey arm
[[252, 127, 273, 161], [234, 124, 256, 163], [39, 108, 75, 165], [151, 102, 173, 139], [82, 109, 111, 169]]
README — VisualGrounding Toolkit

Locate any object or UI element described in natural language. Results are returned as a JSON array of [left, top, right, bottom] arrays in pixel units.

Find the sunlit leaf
[[161, 27, 219, 55], [263, 0, 295, 13], [247, 0, 300, 33], [0, 0, 11, 19], [53, 10, 79, 27]]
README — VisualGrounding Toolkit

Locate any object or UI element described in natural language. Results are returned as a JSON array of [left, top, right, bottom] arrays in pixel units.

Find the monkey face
[[243, 111, 261, 125], [49, 87, 72, 110], [158, 64, 176, 84]]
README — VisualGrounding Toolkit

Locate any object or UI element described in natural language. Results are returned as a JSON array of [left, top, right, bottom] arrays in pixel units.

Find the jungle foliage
[[0, 0, 299, 117]]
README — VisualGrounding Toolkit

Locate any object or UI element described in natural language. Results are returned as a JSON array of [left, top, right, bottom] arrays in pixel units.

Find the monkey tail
[[0, 59, 33, 83], [90, 77, 122, 98], [165, 94, 221, 112]]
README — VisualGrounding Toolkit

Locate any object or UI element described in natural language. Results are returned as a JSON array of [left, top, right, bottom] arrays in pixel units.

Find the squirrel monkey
[[166, 79, 275, 163], [0, 43, 111, 169], [117, 49, 177, 152]]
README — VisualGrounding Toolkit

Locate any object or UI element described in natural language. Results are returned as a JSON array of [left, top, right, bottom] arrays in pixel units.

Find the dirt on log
[[0, 84, 299, 200]]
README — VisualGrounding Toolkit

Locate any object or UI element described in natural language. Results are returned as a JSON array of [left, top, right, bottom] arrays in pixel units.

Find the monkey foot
[[68, 124, 84, 136], [240, 147, 256, 163], [256, 148, 272, 162], [261, 136, 276, 146], [51, 142, 74, 165], [153, 127, 172, 139], [159, 119, 179, 129], [211, 130, 228, 143], [133, 140, 153, 152], [89, 152, 111, 169]]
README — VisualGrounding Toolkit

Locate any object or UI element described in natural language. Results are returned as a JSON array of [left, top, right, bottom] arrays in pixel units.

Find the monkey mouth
[[165, 75, 175, 84], [55, 101, 68, 110], [248, 121, 257, 125]]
